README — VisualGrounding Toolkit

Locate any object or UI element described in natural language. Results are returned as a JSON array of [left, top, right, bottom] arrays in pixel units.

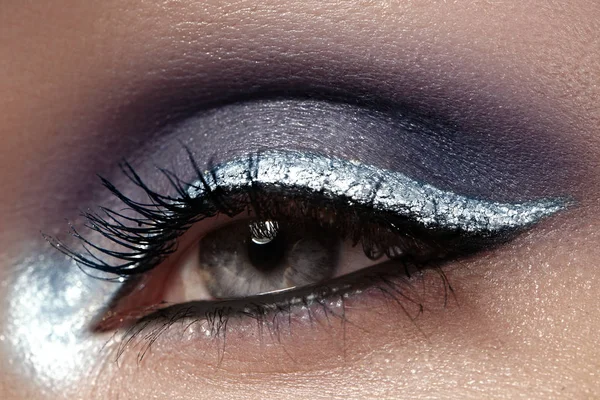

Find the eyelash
[[115, 266, 446, 364], [43, 148, 539, 360], [46, 148, 494, 279]]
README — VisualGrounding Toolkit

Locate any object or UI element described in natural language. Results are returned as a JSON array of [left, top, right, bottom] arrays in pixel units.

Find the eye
[[192, 219, 346, 298], [164, 214, 420, 305], [46, 149, 566, 338]]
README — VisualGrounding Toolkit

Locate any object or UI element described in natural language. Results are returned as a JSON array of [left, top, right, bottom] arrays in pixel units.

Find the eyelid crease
[[189, 150, 567, 234]]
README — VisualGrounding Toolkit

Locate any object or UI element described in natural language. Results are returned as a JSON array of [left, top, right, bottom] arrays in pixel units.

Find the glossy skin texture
[[1, 1, 600, 399]]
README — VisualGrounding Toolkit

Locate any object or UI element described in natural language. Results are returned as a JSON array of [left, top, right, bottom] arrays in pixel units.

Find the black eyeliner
[[46, 149, 566, 280]]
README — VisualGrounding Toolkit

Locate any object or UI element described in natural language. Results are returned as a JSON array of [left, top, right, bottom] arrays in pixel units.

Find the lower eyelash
[[110, 259, 452, 364]]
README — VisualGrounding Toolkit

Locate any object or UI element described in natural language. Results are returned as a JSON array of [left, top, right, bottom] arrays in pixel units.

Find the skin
[[1, 1, 600, 399]]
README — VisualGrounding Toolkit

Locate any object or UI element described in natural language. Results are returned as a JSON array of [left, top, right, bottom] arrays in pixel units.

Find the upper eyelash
[[44, 148, 567, 280]]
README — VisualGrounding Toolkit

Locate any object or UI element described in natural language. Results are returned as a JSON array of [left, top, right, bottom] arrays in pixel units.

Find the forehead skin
[[1, 1, 600, 399]]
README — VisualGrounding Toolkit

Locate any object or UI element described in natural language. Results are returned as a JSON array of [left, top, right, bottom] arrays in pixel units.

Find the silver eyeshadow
[[186, 150, 566, 234]]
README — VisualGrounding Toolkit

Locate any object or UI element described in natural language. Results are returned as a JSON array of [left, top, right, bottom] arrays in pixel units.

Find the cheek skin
[[82, 211, 600, 400]]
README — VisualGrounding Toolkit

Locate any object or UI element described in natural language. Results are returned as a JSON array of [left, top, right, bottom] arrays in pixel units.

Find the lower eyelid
[[106, 263, 456, 370]]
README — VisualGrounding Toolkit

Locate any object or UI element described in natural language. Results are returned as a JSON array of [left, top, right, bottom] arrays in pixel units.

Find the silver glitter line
[[187, 150, 566, 234]]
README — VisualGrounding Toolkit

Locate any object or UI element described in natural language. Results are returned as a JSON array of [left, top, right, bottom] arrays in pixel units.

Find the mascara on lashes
[[47, 149, 567, 279], [188, 150, 566, 234]]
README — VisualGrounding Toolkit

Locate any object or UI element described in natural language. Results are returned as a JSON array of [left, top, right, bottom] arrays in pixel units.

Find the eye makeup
[[13, 90, 574, 389], [2, 1, 598, 396], [47, 149, 566, 279], [38, 144, 569, 351], [82, 97, 579, 218], [3, 32, 584, 390], [188, 150, 565, 233]]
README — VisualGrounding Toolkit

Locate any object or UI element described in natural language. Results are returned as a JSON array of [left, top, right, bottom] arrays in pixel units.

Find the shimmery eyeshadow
[[188, 150, 567, 234]]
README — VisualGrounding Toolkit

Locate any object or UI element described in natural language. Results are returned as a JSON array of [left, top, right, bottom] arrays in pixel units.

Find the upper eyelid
[[108, 97, 577, 206], [45, 148, 567, 280]]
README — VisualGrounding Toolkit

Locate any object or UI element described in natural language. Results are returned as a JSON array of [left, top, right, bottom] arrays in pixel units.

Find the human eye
[[45, 99, 567, 360]]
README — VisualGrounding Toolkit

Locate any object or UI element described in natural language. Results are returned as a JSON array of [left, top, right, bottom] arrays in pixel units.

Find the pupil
[[247, 230, 286, 272]]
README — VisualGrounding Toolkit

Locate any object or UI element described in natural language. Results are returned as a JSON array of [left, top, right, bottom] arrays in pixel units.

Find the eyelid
[[45, 149, 567, 282]]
